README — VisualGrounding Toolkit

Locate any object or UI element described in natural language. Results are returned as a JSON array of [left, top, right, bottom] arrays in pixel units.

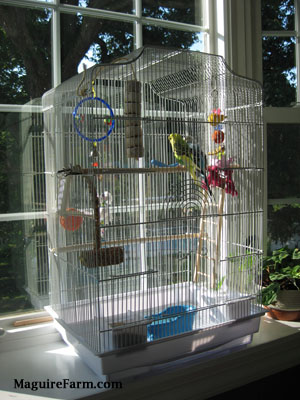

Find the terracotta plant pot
[[265, 290, 300, 321], [265, 307, 300, 321]]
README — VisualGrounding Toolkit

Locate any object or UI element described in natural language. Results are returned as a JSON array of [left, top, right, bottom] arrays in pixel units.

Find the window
[[267, 123, 300, 250], [264, 112, 300, 252], [262, 0, 300, 253], [0, 0, 213, 316], [262, 0, 297, 106]]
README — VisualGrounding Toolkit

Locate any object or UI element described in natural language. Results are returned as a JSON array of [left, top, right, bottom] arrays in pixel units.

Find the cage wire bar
[[20, 104, 49, 307], [43, 46, 264, 376]]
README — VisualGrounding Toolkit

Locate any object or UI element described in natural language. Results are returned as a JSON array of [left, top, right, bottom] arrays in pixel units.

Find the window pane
[[0, 6, 52, 103], [143, 26, 203, 50], [261, 0, 295, 31], [268, 204, 300, 251], [142, 0, 201, 25], [0, 218, 49, 315], [60, 0, 133, 14], [267, 124, 300, 199], [0, 106, 45, 214], [60, 14, 134, 75], [60, 0, 134, 13], [262, 36, 296, 106]]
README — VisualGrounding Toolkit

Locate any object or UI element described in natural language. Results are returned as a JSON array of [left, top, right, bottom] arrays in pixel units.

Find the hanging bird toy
[[73, 96, 115, 143], [212, 129, 225, 144], [59, 208, 83, 232], [208, 108, 227, 127]]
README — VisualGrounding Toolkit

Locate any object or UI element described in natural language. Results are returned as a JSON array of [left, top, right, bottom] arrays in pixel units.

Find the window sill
[[0, 314, 300, 399]]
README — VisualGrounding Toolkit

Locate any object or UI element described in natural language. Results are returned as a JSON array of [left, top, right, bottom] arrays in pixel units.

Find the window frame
[[261, 0, 300, 105], [5, 0, 297, 319], [0, 2, 298, 390], [261, 0, 300, 252], [0, 0, 213, 319], [263, 107, 300, 253]]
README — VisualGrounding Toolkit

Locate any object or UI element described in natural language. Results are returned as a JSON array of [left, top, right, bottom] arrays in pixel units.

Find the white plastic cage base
[[46, 305, 263, 380]]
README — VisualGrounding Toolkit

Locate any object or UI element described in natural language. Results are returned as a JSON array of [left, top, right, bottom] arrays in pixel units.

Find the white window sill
[[0, 314, 300, 400]]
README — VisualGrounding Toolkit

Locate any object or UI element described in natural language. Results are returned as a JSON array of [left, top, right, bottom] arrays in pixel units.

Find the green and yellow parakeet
[[168, 133, 212, 196]]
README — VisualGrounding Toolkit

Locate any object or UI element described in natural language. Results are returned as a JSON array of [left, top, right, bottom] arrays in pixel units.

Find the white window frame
[[261, 0, 300, 252], [0, 8, 299, 397], [6, 0, 299, 325], [224, 0, 300, 253], [0, 0, 214, 320], [1, 4, 298, 393], [263, 108, 300, 253], [7, 0, 296, 319], [261, 0, 300, 105]]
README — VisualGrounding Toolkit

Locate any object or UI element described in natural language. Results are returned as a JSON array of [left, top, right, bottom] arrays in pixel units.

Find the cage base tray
[[46, 305, 263, 380]]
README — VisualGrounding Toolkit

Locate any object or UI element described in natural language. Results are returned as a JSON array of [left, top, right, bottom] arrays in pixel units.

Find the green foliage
[[262, 281, 280, 306], [262, 247, 300, 306]]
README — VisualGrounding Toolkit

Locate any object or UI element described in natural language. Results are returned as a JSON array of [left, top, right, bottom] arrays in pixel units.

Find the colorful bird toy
[[104, 118, 113, 126], [212, 129, 225, 144], [208, 145, 225, 160], [208, 108, 227, 127]]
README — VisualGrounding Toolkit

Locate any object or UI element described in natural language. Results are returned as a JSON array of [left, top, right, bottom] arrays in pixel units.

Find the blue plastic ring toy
[[73, 96, 115, 143]]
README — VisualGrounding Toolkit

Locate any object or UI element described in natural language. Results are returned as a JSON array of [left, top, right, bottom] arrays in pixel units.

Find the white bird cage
[[43, 46, 264, 379]]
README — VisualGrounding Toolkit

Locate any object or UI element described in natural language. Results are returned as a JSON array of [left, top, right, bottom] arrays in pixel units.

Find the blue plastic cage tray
[[146, 305, 196, 340]]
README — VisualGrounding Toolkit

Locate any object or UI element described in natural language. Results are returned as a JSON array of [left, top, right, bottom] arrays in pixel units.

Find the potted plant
[[262, 247, 300, 321]]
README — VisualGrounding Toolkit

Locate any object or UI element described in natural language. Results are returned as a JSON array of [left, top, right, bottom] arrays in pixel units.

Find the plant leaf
[[292, 248, 300, 259], [273, 248, 285, 255], [282, 267, 292, 274], [262, 282, 280, 306], [269, 272, 288, 281], [279, 251, 289, 262], [291, 265, 300, 279]]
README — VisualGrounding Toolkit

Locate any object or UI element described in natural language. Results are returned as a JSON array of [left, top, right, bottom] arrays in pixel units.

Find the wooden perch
[[58, 165, 186, 176], [13, 316, 53, 327], [51, 232, 208, 254]]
